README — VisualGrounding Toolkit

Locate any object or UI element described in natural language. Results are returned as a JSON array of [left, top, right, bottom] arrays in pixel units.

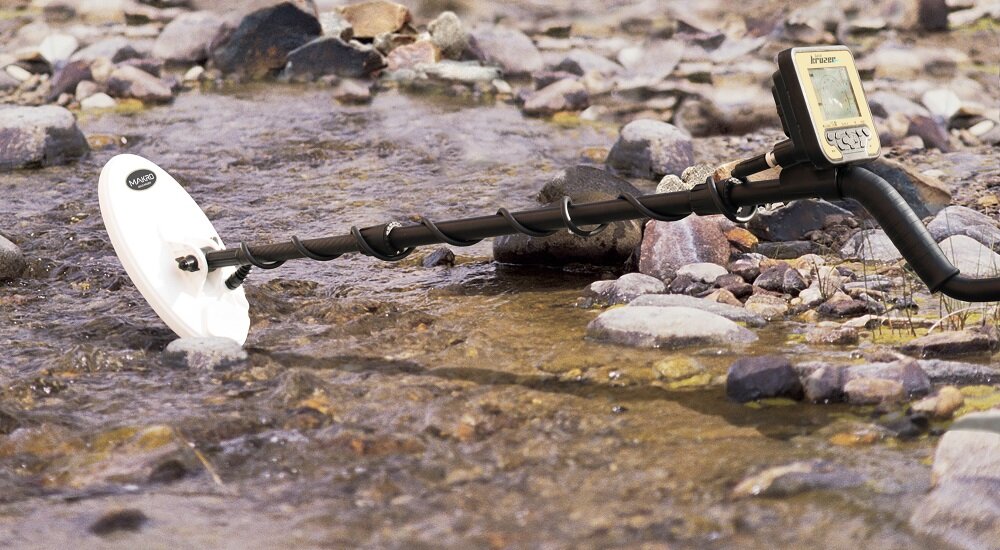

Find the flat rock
[[638, 217, 730, 280], [938, 235, 1000, 277], [536, 165, 640, 204], [803, 364, 847, 403], [106, 65, 173, 103], [0, 234, 26, 281], [521, 78, 588, 116], [899, 326, 1000, 358], [630, 293, 766, 327], [285, 36, 384, 80], [743, 294, 788, 320], [840, 229, 903, 262], [0, 105, 89, 171], [731, 460, 864, 498], [747, 199, 853, 242], [164, 337, 248, 370], [385, 40, 439, 72], [864, 158, 951, 218], [587, 306, 757, 349], [70, 37, 140, 64], [926, 205, 1000, 253], [845, 359, 931, 396], [726, 355, 802, 402], [152, 10, 228, 63], [555, 49, 623, 76], [806, 325, 859, 345], [676, 262, 727, 283], [606, 119, 693, 180], [38, 33, 78, 65], [844, 377, 905, 405], [468, 25, 542, 76], [585, 273, 665, 306], [211, 2, 321, 79], [917, 359, 1000, 385], [336, 0, 410, 39], [80, 92, 117, 110]]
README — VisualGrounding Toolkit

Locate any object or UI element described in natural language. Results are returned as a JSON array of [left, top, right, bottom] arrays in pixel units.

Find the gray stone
[[844, 378, 905, 405], [938, 235, 1000, 277], [817, 294, 870, 318], [782, 268, 808, 295], [756, 241, 819, 259], [805, 326, 859, 346], [908, 115, 951, 151], [617, 39, 684, 81], [845, 360, 931, 396], [864, 158, 952, 218], [868, 91, 932, 120], [106, 65, 173, 103], [606, 119, 693, 180], [676, 262, 727, 284], [70, 37, 140, 64], [638, 217, 730, 280], [555, 49, 623, 76], [319, 11, 353, 40], [80, 92, 117, 110], [0, 235, 26, 281], [211, 2, 321, 79], [746, 199, 853, 242], [753, 264, 788, 293], [419, 61, 500, 83], [803, 364, 847, 402], [840, 229, 903, 262], [715, 273, 753, 298], [38, 33, 78, 65], [726, 355, 802, 402], [468, 26, 542, 76], [47, 60, 92, 101], [743, 294, 788, 320], [285, 36, 384, 80], [586, 273, 666, 306], [729, 255, 761, 282], [521, 78, 588, 116], [927, 205, 1000, 252], [0, 106, 89, 171], [421, 247, 454, 268], [934, 410, 1000, 480], [900, 326, 1000, 358], [731, 460, 864, 498], [917, 359, 1000, 385], [536, 165, 640, 204], [427, 11, 467, 60], [656, 174, 689, 194], [630, 294, 766, 327], [587, 306, 757, 349], [164, 337, 248, 370], [152, 11, 228, 63]]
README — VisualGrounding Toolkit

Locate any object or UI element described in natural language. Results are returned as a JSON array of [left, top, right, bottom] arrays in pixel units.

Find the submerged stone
[[164, 337, 248, 370], [726, 355, 802, 402], [0, 105, 89, 171], [587, 306, 757, 349], [0, 235, 26, 281], [630, 293, 766, 327]]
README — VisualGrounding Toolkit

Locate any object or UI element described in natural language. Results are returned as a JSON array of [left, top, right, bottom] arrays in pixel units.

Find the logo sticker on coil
[[126, 169, 156, 190]]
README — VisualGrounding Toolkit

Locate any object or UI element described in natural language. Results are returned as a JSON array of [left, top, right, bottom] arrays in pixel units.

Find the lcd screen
[[808, 67, 861, 121]]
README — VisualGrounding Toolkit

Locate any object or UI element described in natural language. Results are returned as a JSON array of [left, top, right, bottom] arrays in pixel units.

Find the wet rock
[[285, 36, 385, 80], [676, 262, 727, 284], [938, 235, 1000, 276], [731, 460, 864, 498], [803, 364, 847, 403], [782, 268, 808, 296], [427, 11, 467, 60], [555, 49, 623, 77], [638, 217, 729, 280], [585, 273, 666, 306], [70, 37, 140, 64], [521, 78, 588, 117], [587, 306, 757, 349], [817, 293, 870, 318], [211, 2, 321, 79], [667, 273, 710, 296], [911, 386, 964, 419], [468, 26, 543, 77], [746, 200, 852, 242], [90, 509, 148, 535], [743, 294, 788, 320], [38, 33, 78, 66], [336, 0, 410, 39], [911, 410, 1000, 548], [0, 235, 26, 281], [806, 325, 859, 346], [385, 40, 439, 71], [729, 256, 761, 282], [844, 377, 905, 405], [714, 273, 752, 298], [606, 119, 693, 180], [725, 227, 758, 252], [846, 360, 931, 396], [152, 11, 227, 63], [899, 326, 1000, 358], [106, 65, 173, 103], [493, 166, 642, 267], [839, 229, 902, 262], [80, 92, 117, 110], [917, 359, 1000, 385], [726, 355, 802, 402], [421, 247, 454, 268], [631, 294, 766, 327], [47, 60, 92, 101], [319, 11, 353, 40], [752, 264, 788, 293], [0, 105, 89, 171], [926, 205, 1000, 252], [164, 337, 248, 370], [705, 287, 743, 307]]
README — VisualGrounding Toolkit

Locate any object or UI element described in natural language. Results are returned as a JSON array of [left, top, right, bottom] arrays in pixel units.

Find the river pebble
[[911, 386, 964, 419], [70, 36, 139, 64], [521, 78, 588, 117], [845, 359, 932, 397], [926, 205, 1000, 252], [427, 11, 467, 60], [726, 355, 802, 402], [675, 262, 727, 284], [606, 119, 693, 180], [803, 364, 847, 403], [743, 294, 788, 320], [844, 378, 905, 405], [587, 305, 757, 349], [585, 273, 665, 306], [0, 105, 89, 171], [917, 359, 1000, 385], [337, 0, 410, 39], [80, 92, 116, 110], [38, 33, 78, 66], [938, 235, 1000, 276], [164, 336, 248, 370]]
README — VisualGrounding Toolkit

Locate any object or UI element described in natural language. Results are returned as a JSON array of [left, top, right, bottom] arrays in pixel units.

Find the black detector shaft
[[195, 165, 1000, 303]]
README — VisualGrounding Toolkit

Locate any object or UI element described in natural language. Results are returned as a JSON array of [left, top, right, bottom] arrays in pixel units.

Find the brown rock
[[725, 227, 758, 252], [639, 217, 730, 280], [385, 39, 439, 71], [844, 377, 905, 405], [337, 0, 411, 39], [911, 386, 964, 418]]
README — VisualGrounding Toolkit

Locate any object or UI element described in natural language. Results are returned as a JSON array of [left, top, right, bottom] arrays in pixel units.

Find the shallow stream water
[[0, 85, 957, 548]]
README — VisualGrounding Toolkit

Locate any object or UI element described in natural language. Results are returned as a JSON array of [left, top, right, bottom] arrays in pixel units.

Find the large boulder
[[211, 2, 321, 79], [926, 205, 1000, 253], [493, 166, 643, 267], [0, 106, 89, 171], [152, 11, 228, 63], [468, 25, 543, 77], [587, 306, 757, 349], [284, 36, 385, 80], [638, 217, 730, 280], [900, 326, 1000, 358], [606, 119, 693, 180]]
